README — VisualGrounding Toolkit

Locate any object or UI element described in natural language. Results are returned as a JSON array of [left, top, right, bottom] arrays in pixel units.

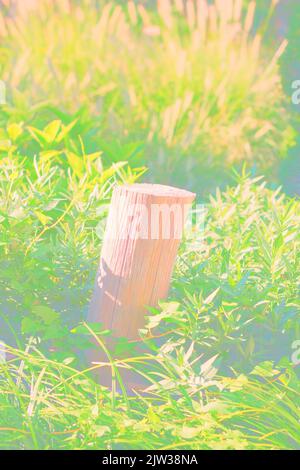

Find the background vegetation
[[0, 0, 299, 450], [0, 0, 295, 193]]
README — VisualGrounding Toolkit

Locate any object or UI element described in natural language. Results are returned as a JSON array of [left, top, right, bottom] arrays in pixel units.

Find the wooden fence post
[[87, 183, 195, 386]]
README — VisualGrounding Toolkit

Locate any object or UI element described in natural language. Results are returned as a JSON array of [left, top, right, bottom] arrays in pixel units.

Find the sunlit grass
[[0, 339, 299, 449], [0, 0, 294, 189]]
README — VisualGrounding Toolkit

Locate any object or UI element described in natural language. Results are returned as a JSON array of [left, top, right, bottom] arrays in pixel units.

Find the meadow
[[0, 0, 299, 450]]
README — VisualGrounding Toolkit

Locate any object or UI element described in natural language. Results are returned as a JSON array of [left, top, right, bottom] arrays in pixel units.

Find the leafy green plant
[[144, 172, 300, 372], [0, 119, 145, 357]]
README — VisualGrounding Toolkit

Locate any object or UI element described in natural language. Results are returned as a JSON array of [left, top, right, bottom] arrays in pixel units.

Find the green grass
[[0, 338, 299, 449]]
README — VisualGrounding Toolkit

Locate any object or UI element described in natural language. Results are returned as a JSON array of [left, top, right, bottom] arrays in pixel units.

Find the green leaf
[[27, 126, 48, 146], [32, 306, 60, 325], [203, 287, 220, 305], [44, 120, 62, 143], [56, 119, 78, 143], [99, 161, 127, 184], [250, 361, 280, 378], [34, 210, 51, 226], [66, 151, 84, 177], [21, 317, 40, 335], [7, 123, 23, 141]]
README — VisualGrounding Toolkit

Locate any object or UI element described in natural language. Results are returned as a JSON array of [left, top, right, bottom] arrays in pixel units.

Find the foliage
[[0, 119, 145, 357], [146, 173, 300, 372], [1, 165, 299, 448], [0, 0, 294, 192], [0, 343, 299, 450], [0, 0, 299, 452]]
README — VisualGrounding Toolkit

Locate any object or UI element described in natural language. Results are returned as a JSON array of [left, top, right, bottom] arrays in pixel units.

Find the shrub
[[0, 120, 145, 354], [145, 173, 300, 372]]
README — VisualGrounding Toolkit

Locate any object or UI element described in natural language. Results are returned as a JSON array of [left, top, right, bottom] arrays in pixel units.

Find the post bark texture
[[88, 183, 195, 340]]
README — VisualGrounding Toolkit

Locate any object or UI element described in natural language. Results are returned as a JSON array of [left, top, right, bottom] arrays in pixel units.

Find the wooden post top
[[115, 183, 196, 203]]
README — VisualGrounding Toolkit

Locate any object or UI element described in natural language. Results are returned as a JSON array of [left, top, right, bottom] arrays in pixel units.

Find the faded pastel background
[[0, 0, 299, 450]]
